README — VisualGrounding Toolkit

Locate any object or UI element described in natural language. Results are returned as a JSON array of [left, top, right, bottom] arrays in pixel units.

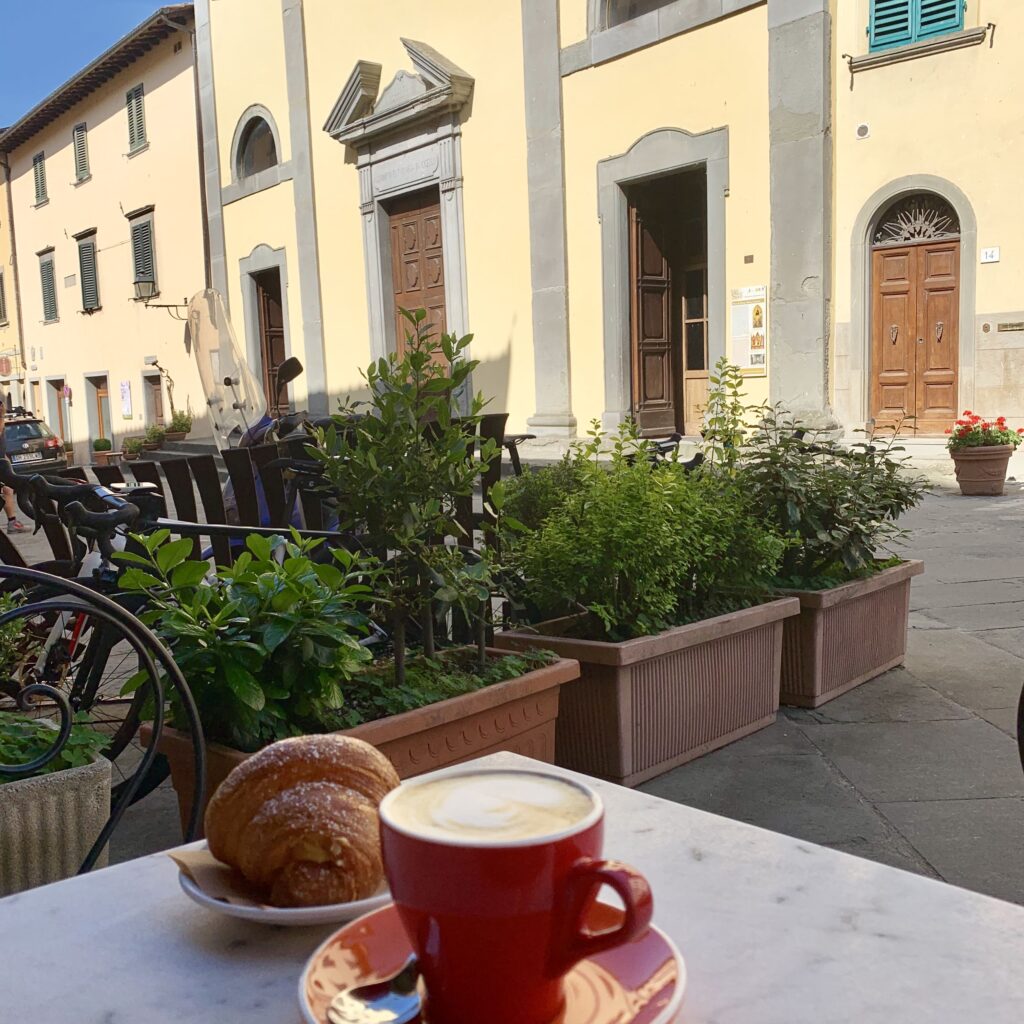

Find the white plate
[[177, 869, 391, 926]]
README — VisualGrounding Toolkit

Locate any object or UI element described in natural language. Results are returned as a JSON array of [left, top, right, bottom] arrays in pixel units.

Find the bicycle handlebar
[[63, 501, 140, 532]]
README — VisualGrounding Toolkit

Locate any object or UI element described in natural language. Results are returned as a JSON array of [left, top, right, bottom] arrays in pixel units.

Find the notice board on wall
[[730, 285, 767, 377]]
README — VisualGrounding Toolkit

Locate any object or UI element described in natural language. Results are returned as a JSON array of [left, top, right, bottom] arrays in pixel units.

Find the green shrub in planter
[[144, 424, 167, 446], [168, 410, 192, 434], [122, 437, 146, 456], [0, 714, 107, 782], [92, 438, 112, 453]]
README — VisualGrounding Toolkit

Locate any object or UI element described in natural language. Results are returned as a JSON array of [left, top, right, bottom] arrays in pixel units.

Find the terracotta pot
[[0, 757, 110, 896], [91, 450, 117, 466], [143, 652, 579, 836], [494, 599, 800, 787], [142, 442, 160, 451], [122, 452, 140, 462], [950, 444, 1014, 496], [778, 560, 924, 708], [164, 431, 186, 442]]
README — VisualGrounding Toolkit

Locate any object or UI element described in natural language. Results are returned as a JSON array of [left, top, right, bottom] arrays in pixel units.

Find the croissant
[[204, 734, 400, 907]]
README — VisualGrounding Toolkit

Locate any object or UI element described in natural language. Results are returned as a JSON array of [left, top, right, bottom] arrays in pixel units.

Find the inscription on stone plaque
[[373, 148, 440, 194], [997, 322, 1024, 332]]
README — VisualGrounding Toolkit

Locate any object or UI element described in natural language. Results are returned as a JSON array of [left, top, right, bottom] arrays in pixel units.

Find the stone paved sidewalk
[[8, 487, 1023, 903], [642, 484, 1024, 905]]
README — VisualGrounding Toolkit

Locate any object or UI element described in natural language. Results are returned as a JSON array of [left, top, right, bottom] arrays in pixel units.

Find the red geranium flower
[[962, 410, 973, 416], [944, 428, 952, 434]]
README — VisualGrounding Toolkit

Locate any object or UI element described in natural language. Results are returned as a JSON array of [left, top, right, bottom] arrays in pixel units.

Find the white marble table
[[3, 751, 1023, 1023]]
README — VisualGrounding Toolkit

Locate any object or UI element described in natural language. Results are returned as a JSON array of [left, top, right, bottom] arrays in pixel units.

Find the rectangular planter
[[145, 653, 580, 836], [779, 560, 925, 708], [0, 757, 111, 896], [494, 599, 800, 787]]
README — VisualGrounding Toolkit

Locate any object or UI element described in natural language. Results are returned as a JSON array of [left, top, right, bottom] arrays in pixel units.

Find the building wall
[[833, 0, 1022, 426], [0, 170, 23, 400], [6, 35, 206, 452], [560, 2, 772, 428]]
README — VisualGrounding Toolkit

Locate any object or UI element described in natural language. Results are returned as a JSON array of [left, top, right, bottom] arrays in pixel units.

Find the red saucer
[[300, 900, 686, 1024]]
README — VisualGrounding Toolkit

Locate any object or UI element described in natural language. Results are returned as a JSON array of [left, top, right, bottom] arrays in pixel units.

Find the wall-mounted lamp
[[134, 274, 188, 320]]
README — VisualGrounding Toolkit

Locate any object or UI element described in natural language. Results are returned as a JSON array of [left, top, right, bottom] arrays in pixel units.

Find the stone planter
[[951, 444, 1014, 496], [144, 653, 580, 835], [0, 757, 111, 896], [779, 560, 924, 709], [122, 452, 140, 462], [164, 431, 187, 442], [91, 450, 118, 466], [494, 599, 799, 787]]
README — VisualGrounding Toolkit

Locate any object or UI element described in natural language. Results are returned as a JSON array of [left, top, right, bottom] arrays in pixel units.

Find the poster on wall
[[120, 381, 133, 420], [730, 285, 768, 377]]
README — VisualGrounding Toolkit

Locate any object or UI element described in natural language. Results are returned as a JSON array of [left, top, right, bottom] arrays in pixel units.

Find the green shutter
[[32, 153, 47, 203], [40, 256, 57, 322], [79, 239, 99, 311], [131, 219, 155, 284], [917, 0, 963, 39], [0, 270, 7, 323], [73, 123, 90, 181], [127, 85, 147, 150]]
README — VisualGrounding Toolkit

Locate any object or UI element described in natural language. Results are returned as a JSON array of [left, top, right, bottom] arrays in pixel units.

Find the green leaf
[[156, 538, 197, 575], [224, 662, 265, 710], [171, 561, 210, 589]]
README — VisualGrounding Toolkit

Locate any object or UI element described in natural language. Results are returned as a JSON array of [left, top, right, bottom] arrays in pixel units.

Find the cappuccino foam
[[385, 771, 596, 843]]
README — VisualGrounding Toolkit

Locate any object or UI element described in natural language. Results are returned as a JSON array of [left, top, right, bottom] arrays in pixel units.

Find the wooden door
[[680, 263, 709, 434], [389, 188, 446, 357], [30, 381, 41, 417], [629, 203, 677, 436], [254, 269, 287, 417], [94, 380, 110, 440], [49, 380, 66, 440], [871, 241, 959, 433], [145, 375, 165, 424]]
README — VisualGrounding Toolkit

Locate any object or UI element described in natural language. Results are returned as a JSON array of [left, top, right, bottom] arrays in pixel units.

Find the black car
[[3, 415, 68, 475]]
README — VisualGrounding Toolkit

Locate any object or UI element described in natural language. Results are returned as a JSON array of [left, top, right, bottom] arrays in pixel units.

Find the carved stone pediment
[[323, 39, 474, 148]]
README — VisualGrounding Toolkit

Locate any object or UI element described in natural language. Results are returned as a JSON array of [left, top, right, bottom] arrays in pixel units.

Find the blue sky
[[1, 1, 180, 126]]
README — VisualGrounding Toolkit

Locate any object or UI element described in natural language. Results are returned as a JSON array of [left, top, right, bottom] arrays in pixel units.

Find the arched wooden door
[[870, 194, 960, 435]]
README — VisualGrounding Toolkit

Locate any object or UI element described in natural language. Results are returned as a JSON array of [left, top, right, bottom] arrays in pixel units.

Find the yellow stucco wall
[[561, 3, 771, 428], [6, 35, 206, 452], [0, 172, 21, 389], [833, 0, 1022, 425]]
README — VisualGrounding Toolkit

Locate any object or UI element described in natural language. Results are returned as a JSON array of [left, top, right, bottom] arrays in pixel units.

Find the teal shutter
[[32, 153, 47, 203], [131, 219, 155, 284], [79, 239, 99, 311], [127, 85, 147, 150], [0, 270, 7, 323], [40, 256, 58, 322], [917, 0, 963, 39], [73, 123, 90, 180]]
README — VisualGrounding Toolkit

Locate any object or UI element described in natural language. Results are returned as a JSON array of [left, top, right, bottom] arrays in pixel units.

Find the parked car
[[2, 414, 68, 475]]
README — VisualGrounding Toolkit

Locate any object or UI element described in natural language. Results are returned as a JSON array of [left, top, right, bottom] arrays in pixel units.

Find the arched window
[[873, 193, 960, 248], [235, 117, 278, 179]]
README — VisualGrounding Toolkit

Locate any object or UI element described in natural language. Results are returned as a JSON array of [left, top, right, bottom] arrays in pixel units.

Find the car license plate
[[11, 452, 43, 463]]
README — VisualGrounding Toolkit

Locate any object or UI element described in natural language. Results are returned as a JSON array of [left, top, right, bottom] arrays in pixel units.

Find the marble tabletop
[[3, 751, 1023, 1023]]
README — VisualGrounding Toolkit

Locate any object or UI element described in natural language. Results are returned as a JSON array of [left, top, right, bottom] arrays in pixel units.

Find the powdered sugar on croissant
[[204, 735, 400, 907]]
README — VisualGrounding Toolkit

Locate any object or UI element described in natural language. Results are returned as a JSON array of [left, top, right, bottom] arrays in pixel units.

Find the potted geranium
[[164, 409, 192, 442], [946, 410, 1024, 496], [494, 423, 797, 787], [0, 713, 110, 895], [740, 407, 927, 708], [91, 437, 116, 466]]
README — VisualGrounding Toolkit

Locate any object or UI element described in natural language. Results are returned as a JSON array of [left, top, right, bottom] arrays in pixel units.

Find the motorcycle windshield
[[185, 289, 267, 449]]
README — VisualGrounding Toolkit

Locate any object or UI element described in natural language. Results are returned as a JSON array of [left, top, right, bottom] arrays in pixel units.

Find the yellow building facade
[[0, 5, 206, 452], [0, 168, 23, 392]]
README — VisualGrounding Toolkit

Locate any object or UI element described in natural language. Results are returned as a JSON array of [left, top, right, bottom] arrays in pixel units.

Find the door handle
[[890, 324, 898, 344], [935, 321, 944, 343]]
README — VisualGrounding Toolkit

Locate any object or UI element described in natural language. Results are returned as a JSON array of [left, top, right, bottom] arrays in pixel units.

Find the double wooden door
[[871, 240, 959, 434], [389, 187, 446, 356], [253, 268, 287, 417]]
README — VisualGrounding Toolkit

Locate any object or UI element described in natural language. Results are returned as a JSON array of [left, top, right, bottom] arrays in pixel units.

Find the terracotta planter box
[[0, 757, 111, 896], [144, 653, 579, 836], [91, 450, 118, 466], [494, 599, 799, 787], [778, 560, 925, 709], [951, 444, 1014, 496], [164, 431, 187, 442]]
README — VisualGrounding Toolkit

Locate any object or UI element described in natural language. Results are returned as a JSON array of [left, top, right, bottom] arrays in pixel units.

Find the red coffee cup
[[379, 769, 653, 1024]]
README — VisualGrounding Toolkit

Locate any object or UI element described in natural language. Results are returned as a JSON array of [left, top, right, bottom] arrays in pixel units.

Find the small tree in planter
[[166, 409, 192, 441], [737, 404, 927, 707], [143, 424, 166, 450], [0, 713, 110, 895], [122, 437, 146, 461], [945, 410, 1024, 496], [496, 422, 794, 786], [92, 437, 115, 466]]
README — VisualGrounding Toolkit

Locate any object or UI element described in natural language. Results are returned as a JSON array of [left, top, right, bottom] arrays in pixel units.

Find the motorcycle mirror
[[276, 356, 304, 388]]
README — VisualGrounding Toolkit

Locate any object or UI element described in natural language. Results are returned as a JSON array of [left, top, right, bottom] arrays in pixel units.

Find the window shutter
[[869, 0, 913, 51], [917, 0, 963, 39], [127, 85, 146, 150], [40, 257, 58, 322], [79, 240, 99, 311], [0, 271, 7, 324], [32, 153, 47, 203], [131, 219, 155, 283], [73, 124, 90, 181]]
